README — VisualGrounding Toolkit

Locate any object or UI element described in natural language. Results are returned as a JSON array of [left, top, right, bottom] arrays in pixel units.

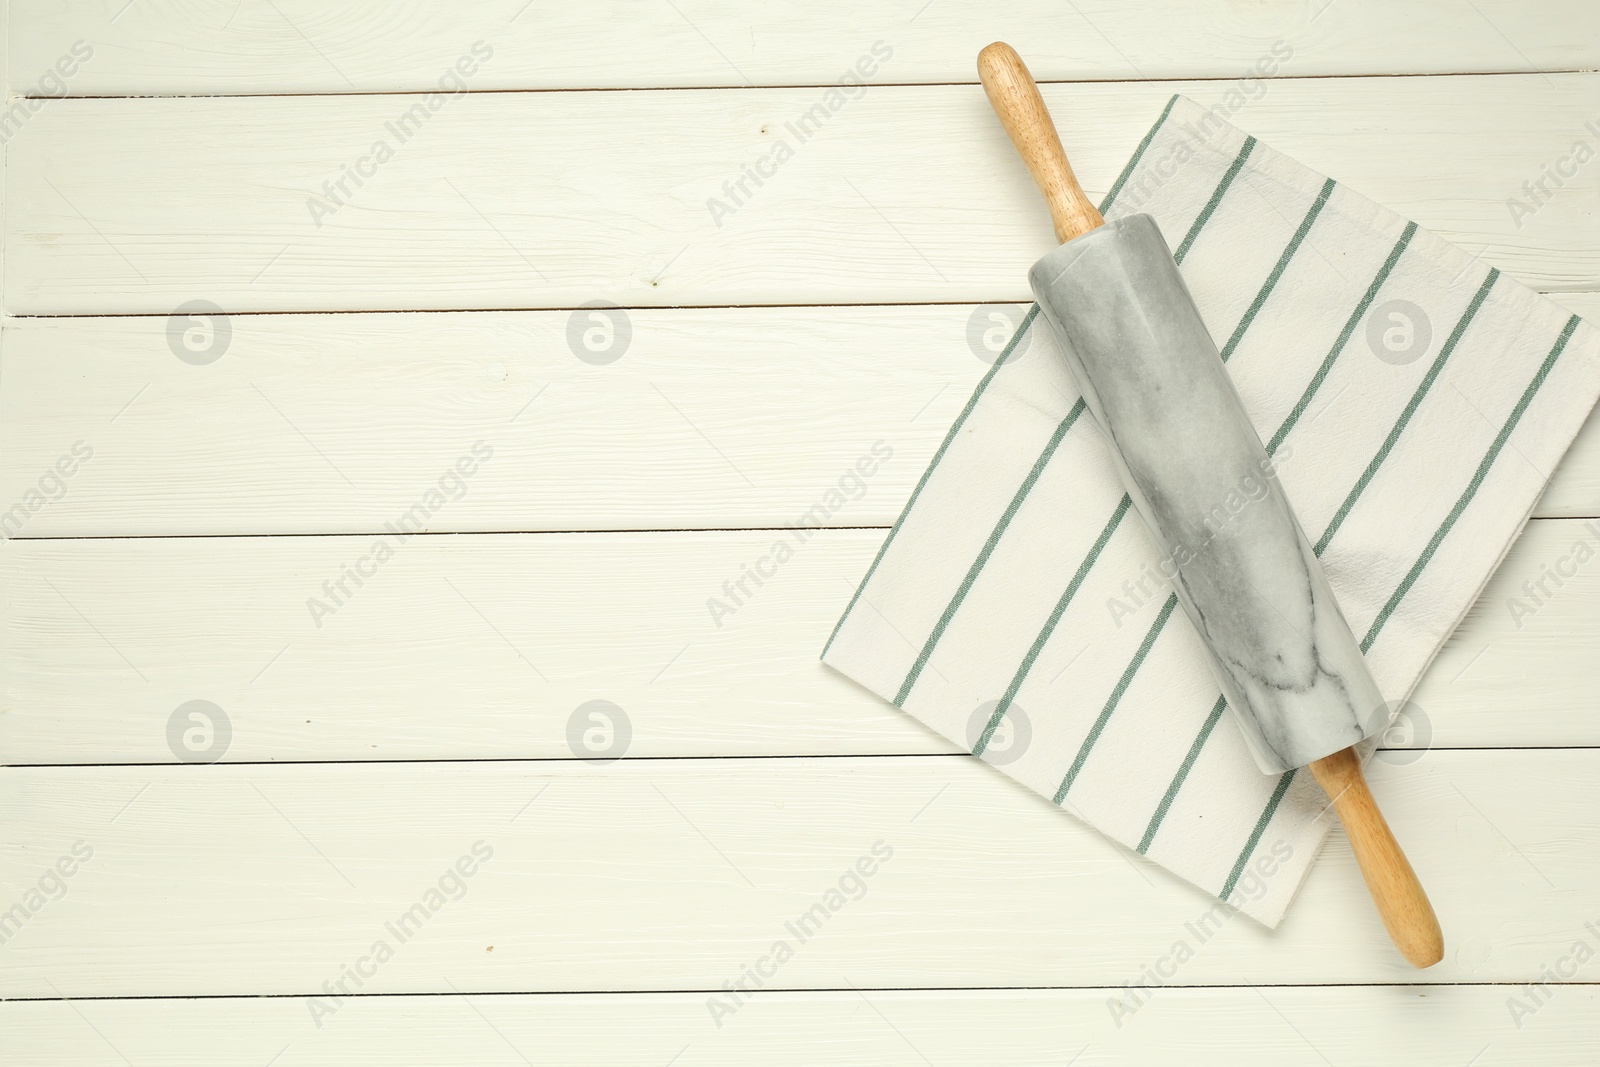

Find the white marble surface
[[1031, 214, 1387, 771]]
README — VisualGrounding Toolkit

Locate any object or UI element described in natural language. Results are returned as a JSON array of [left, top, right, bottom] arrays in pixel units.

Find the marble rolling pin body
[[1029, 216, 1386, 775], [978, 41, 1442, 968]]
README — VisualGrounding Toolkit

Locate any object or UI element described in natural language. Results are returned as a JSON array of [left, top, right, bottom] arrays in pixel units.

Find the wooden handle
[[1308, 747, 1443, 968], [977, 42, 1104, 243]]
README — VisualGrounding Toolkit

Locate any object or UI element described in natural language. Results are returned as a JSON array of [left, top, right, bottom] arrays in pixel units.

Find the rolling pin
[[977, 42, 1443, 968]]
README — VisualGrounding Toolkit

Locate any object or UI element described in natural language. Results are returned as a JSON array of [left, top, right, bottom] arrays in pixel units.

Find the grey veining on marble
[[1029, 212, 1387, 774]]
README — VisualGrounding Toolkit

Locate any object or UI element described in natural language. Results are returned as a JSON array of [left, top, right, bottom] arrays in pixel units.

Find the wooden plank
[[10, 0, 1597, 95], [1, 752, 1594, 997], [6, 74, 1598, 315], [0, 305, 983, 536], [3, 520, 1597, 765], [2, 986, 1595, 1066], [1419, 518, 1600, 746], [3, 297, 1596, 538], [0, 529, 951, 763]]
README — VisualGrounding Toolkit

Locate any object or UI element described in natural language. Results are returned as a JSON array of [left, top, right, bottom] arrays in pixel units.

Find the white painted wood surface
[[3, 521, 1599, 764], [10, 0, 1596, 93], [2, 1, 1597, 1063], [5, 300, 1599, 537], [6, 987, 1596, 1067], [7, 74, 1599, 315], [2, 753, 1596, 998]]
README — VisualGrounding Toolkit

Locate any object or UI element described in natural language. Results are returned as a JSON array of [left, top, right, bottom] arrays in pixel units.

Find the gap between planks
[[18, 66, 1600, 100]]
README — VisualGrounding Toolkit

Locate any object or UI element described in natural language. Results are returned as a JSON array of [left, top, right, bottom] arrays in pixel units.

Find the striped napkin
[[822, 95, 1600, 926]]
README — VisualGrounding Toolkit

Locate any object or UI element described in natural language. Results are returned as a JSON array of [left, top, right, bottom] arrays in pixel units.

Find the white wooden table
[[2, 2, 1598, 1063]]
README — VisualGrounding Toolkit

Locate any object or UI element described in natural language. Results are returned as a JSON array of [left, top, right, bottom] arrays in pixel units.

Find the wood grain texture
[[978, 42, 1105, 243], [10, 0, 1597, 94], [3, 520, 1598, 765], [1, 752, 1595, 997], [1309, 747, 1443, 968], [3, 986, 1596, 1066], [7, 75, 1599, 315], [0, 305, 983, 536], [2, 298, 1597, 538], [4, 5, 1599, 1059]]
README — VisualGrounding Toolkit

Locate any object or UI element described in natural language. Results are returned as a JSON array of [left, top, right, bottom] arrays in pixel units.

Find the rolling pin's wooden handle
[[977, 42, 1104, 243], [1309, 747, 1443, 968]]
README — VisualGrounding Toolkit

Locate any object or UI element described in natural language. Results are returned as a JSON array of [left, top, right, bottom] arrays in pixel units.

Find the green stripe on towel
[[1360, 313, 1581, 653], [1220, 312, 1579, 900], [821, 305, 1039, 657], [973, 494, 1134, 757], [1100, 95, 1180, 215], [1220, 770, 1297, 901], [895, 398, 1088, 706], [894, 131, 1257, 707], [1218, 178, 1335, 363], [1264, 222, 1417, 456], [1173, 137, 1256, 263], [1315, 268, 1500, 556], [1055, 594, 1179, 804], [1139, 267, 1501, 853], [1138, 695, 1229, 854]]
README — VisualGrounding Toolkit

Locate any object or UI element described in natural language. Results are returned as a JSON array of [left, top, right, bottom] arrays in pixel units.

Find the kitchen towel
[[821, 94, 1600, 926]]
